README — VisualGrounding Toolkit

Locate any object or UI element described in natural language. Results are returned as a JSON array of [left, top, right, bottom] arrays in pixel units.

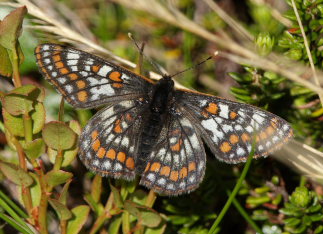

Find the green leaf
[[290, 187, 311, 208], [2, 95, 34, 116], [22, 138, 45, 160], [49, 198, 72, 221], [42, 121, 77, 150], [45, 170, 73, 187], [66, 205, 90, 234], [0, 45, 12, 77], [58, 179, 72, 205], [0, 161, 33, 186], [110, 183, 123, 208], [91, 174, 102, 203], [3, 108, 24, 137], [0, 6, 27, 50], [27, 173, 41, 207], [31, 102, 45, 134], [284, 217, 301, 227]]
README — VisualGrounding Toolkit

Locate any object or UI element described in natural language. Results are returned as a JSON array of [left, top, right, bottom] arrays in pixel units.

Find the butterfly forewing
[[140, 113, 206, 195], [176, 90, 293, 163], [79, 99, 147, 180], [35, 43, 153, 108]]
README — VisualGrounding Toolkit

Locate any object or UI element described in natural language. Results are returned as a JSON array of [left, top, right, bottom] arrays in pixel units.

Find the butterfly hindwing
[[176, 90, 293, 163], [140, 113, 206, 195], [35, 43, 153, 108], [79, 99, 147, 180]]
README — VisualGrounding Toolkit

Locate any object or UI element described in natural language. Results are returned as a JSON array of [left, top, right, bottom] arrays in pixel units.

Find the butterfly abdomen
[[135, 76, 175, 173]]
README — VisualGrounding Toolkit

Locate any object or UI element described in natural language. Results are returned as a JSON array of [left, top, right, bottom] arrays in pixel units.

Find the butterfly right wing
[[175, 89, 293, 163], [79, 99, 147, 180], [35, 43, 154, 108]]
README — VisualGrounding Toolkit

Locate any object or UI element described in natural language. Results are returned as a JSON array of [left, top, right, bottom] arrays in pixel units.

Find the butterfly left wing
[[174, 89, 293, 163], [140, 113, 206, 196], [35, 43, 153, 108]]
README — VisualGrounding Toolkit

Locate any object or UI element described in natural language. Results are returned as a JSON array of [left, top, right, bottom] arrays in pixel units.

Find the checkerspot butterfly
[[35, 43, 293, 195]]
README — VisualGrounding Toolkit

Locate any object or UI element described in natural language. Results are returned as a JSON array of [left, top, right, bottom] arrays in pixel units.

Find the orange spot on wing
[[35, 46, 41, 54], [112, 83, 123, 88], [188, 162, 196, 172], [36, 53, 42, 60], [266, 126, 275, 135], [229, 134, 239, 144], [77, 91, 88, 102], [180, 167, 188, 179], [206, 103, 218, 115], [106, 149, 116, 159], [144, 162, 151, 172], [109, 71, 122, 82], [53, 54, 61, 62], [92, 65, 101, 73], [76, 80, 86, 89], [97, 147, 106, 158], [230, 111, 238, 120], [260, 131, 267, 140], [270, 118, 278, 128], [60, 68, 69, 75], [55, 61, 64, 68], [113, 119, 123, 133], [201, 110, 209, 118], [126, 157, 135, 170], [117, 152, 126, 163], [220, 141, 231, 153], [92, 139, 100, 151], [241, 133, 250, 142], [68, 73, 79, 80], [171, 139, 182, 152], [170, 171, 179, 181], [91, 130, 99, 140], [160, 166, 170, 176], [150, 162, 161, 172], [125, 113, 133, 121]]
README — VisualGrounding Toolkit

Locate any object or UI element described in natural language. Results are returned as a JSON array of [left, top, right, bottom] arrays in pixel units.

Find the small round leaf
[[42, 121, 77, 150]]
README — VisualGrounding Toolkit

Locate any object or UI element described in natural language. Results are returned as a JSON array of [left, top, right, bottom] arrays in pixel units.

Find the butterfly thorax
[[135, 76, 175, 173]]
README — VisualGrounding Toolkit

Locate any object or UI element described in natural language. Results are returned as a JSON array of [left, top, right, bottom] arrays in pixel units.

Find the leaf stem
[[208, 149, 254, 234], [23, 113, 33, 143], [11, 49, 22, 87]]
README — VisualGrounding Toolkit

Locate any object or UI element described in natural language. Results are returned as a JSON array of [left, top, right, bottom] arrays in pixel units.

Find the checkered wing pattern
[[79, 99, 147, 180], [35, 44, 153, 108], [175, 90, 293, 163], [140, 114, 206, 195]]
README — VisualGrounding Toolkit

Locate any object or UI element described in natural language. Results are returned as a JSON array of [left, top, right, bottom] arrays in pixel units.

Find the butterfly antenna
[[170, 56, 213, 78], [128, 33, 166, 75]]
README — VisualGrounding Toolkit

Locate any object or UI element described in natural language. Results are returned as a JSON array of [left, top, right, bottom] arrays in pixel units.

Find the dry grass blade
[[290, 0, 323, 105], [274, 140, 323, 183]]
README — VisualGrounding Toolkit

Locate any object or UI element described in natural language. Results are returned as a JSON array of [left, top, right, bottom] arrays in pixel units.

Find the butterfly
[[35, 43, 293, 196]]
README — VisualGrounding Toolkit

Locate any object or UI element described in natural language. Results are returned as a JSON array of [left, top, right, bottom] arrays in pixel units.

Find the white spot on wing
[[219, 104, 229, 119], [103, 161, 111, 169], [42, 45, 50, 51], [147, 173, 156, 182], [237, 147, 245, 156], [98, 65, 112, 76], [157, 178, 166, 185], [114, 163, 122, 171], [253, 113, 265, 124], [67, 53, 80, 60], [67, 60, 78, 66], [44, 58, 50, 64], [65, 85, 73, 93]]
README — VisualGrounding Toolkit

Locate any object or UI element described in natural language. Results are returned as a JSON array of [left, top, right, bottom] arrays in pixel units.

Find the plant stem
[[208, 150, 254, 234], [227, 191, 263, 234], [11, 49, 22, 87], [23, 113, 33, 143], [90, 193, 114, 234], [122, 211, 130, 234], [36, 167, 48, 234], [53, 150, 63, 171], [145, 190, 156, 208]]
